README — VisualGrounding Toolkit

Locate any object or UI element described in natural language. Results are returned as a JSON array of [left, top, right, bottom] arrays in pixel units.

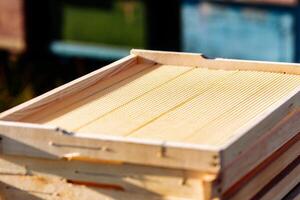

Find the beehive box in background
[[182, 1, 295, 62], [0, 50, 299, 199], [0, 0, 25, 52], [210, 0, 297, 6]]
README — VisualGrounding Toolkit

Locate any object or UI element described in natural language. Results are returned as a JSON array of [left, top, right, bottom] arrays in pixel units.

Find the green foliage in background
[[62, 0, 146, 48]]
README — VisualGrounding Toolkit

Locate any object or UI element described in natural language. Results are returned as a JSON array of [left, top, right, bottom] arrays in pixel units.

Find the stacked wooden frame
[[0, 50, 299, 200]]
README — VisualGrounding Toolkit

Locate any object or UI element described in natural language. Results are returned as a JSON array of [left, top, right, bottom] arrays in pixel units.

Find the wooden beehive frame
[[224, 134, 300, 199], [0, 49, 299, 199]]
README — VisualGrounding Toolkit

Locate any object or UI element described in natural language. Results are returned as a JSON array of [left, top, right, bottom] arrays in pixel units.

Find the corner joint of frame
[[55, 127, 74, 136]]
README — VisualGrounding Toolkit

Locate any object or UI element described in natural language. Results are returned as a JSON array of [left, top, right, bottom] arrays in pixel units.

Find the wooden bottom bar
[[0, 155, 217, 200], [0, 175, 192, 200], [0, 159, 298, 200]]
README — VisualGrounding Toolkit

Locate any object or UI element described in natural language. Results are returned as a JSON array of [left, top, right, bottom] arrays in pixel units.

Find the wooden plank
[[0, 155, 212, 199], [259, 158, 300, 200], [184, 75, 300, 145], [21, 62, 156, 124], [23, 63, 300, 147], [0, 174, 195, 200], [225, 135, 300, 200], [0, 55, 137, 121], [0, 0, 25, 52], [283, 184, 300, 200], [0, 121, 221, 173], [128, 71, 300, 145], [39, 64, 192, 131], [131, 49, 300, 75], [77, 67, 233, 137], [219, 88, 300, 191]]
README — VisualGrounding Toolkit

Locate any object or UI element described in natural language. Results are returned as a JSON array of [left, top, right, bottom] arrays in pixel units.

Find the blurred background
[[0, 0, 299, 112]]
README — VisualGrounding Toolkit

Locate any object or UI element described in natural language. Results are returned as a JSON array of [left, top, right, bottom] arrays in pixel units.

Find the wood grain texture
[[22, 62, 155, 124], [259, 158, 300, 200], [221, 97, 300, 191], [131, 49, 300, 75], [227, 136, 300, 200], [0, 55, 138, 121], [0, 155, 211, 199], [42, 64, 191, 131], [2, 50, 300, 147], [28, 63, 300, 147], [0, 174, 196, 200], [77, 67, 233, 137], [0, 121, 220, 172]]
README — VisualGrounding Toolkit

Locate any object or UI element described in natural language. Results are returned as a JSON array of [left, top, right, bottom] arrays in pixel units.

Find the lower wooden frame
[[0, 175, 191, 200], [258, 157, 300, 200], [0, 154, 217, 200], [224, 134, 300, 200], [0, 156, 298, 200]]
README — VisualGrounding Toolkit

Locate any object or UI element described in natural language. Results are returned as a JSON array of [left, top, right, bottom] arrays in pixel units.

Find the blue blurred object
[[50, 41, 130, 60], [182, 1, 295, 62]]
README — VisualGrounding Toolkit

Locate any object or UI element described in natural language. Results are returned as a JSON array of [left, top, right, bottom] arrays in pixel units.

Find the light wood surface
[[131, 49, 300, 75], [260, 159, 300, 200], [24, 64, 300, 147], [0, 121, 220, 173], [0, 155, 210, 199], [0, 174, 195, 200], [227, 137, 300, 200], [221, 108, 300, 192], [37, 64, 190, 130], [1, 49, 300, 200], [0, 55, 138, 121], [21, 62, 155, 124]]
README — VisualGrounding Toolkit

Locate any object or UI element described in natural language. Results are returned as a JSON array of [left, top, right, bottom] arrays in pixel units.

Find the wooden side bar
[[0, 121, 220, 173], [0, 154, 214, 200], [0, 55, 137, 121], [131, 49, 300, 75], [224, 134, 300, 199], [220, 91, 300, 191]]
